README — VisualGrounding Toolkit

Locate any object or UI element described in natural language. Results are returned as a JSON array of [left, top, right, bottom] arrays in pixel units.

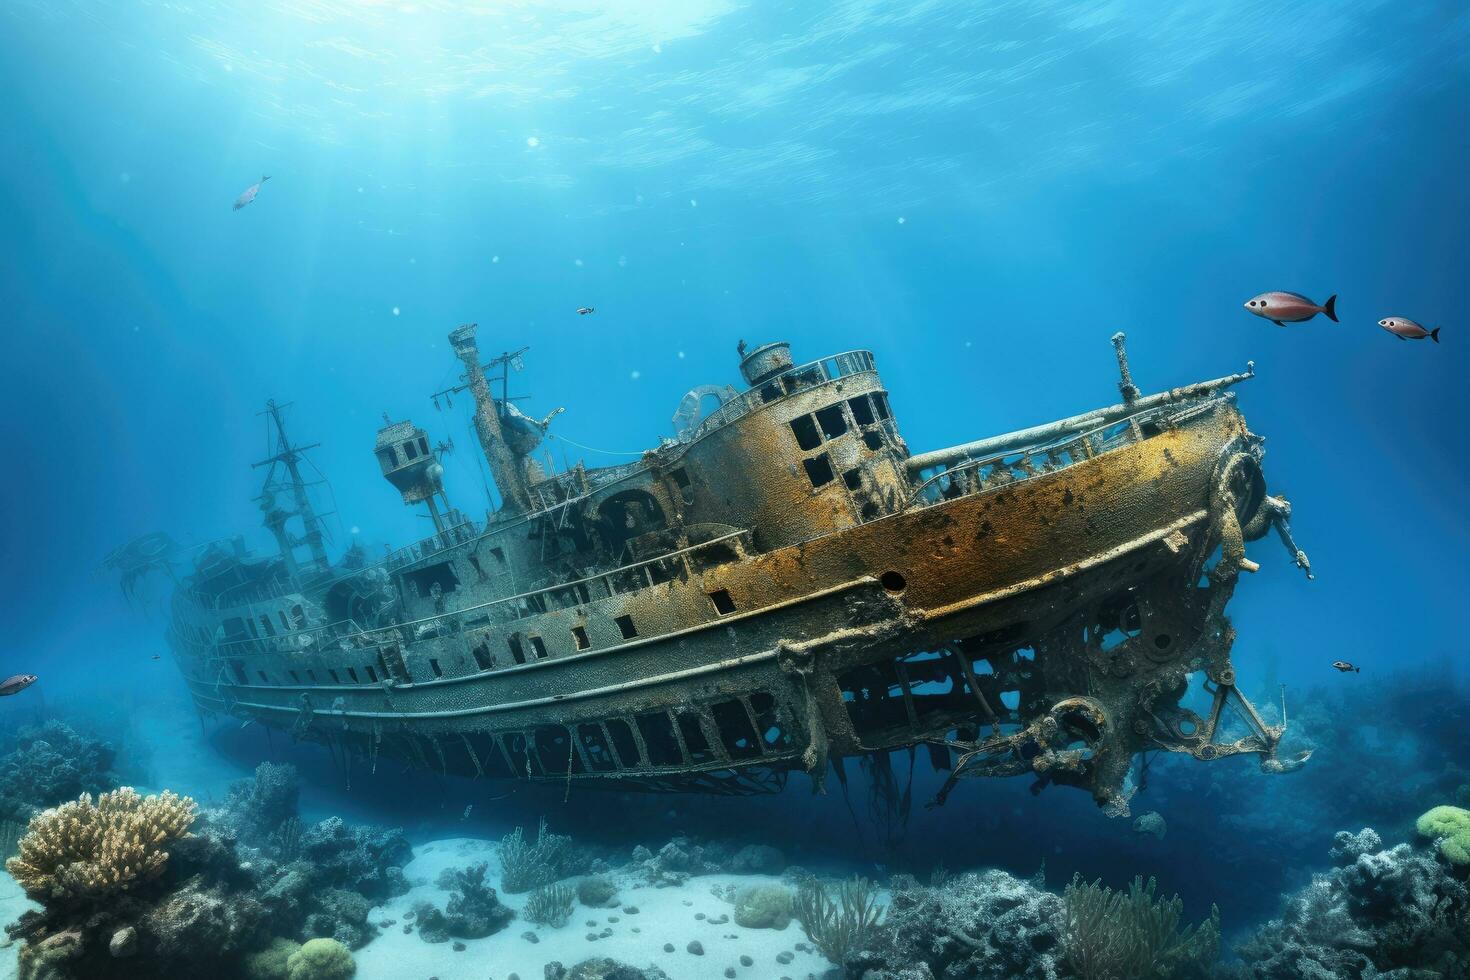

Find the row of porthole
[[231, 588, 745, 688]]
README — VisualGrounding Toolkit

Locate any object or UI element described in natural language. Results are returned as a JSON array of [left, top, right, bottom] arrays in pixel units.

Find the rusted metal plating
[[150, 330, 1311, 811]]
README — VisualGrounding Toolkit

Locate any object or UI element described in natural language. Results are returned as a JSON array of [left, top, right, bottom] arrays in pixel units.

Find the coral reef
[[1416, 804, 1470, 866], [793, 874, 884, 965], [301, 887, 372, 949], [244, 937, 302, 980], [6, 787, 196, 901], [410, 863, 514, 942], [0, 721, 118, 822], [1057, 874, 1219, 980], [286, 937, 356, 980], [848, 870, 1064, 980], [733, 883, 794, 929], [143, 877, 268, 961], [543, 959, 671, 980], [496, 816, 574, 893], [1236, 826, 1470, 978], [221, 763, 300, 846], [628, 836, 723, 887], [525, 882, 577, 928], [2, 768, 405, 978], [577, 875, 619, 907], [299, 815, 411, 899]]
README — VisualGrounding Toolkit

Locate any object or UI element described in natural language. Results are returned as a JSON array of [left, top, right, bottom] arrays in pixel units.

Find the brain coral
[[1416, 804, 1470, 865]]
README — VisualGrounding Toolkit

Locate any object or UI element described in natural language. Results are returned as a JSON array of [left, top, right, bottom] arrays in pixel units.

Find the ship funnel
[[739, 341, 793, 386]]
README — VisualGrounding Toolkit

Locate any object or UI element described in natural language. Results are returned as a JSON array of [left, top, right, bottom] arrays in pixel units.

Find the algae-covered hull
[[143, 330, 1311, 810]]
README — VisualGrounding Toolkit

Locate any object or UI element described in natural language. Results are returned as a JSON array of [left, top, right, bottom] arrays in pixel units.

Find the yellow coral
[[4, 787, 197, 901], [1417, 805, 1470, 866]]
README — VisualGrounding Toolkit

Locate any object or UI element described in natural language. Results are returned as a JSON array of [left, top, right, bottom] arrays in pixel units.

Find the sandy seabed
[[357, 837, 835, 980]]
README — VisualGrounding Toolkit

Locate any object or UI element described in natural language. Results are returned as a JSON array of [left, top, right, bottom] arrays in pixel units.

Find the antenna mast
[[253, 399, 331, 578]]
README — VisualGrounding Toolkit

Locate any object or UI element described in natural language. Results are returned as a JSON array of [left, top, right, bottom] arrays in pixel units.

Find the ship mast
[[448, 323, 534, 515], [253, 399, 331, 579]]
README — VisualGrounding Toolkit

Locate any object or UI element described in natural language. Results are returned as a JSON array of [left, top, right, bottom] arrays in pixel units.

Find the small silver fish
[[0, 674, 37, 696], [1331, 660, 1360, 674], [1377, 316, 1440, 343], [577, 307, 595, 316], [1243, 291, 1338, 326], [233, 175, 271, 211]]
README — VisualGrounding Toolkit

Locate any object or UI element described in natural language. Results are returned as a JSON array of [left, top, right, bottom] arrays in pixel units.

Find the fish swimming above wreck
[[120, 326, 1316, 814]]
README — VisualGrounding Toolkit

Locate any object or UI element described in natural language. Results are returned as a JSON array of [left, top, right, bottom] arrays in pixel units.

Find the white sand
[[0, 873, 39, 980], [354, 837, 836, 980]]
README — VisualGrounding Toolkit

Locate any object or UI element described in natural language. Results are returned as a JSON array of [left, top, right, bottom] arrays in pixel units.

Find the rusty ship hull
[[152, 330, 1310, 810]]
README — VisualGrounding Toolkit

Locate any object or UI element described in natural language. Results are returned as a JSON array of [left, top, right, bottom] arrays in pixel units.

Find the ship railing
[[682, 350, 876, 443], [383, 519, 481, 571], [905, 400, 1218, 510], [199, 528, 754, 659]]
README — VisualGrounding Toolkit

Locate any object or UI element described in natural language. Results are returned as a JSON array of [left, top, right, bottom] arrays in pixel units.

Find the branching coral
[[496, 817, 572, 893], [524, 882, 576, 928], [6, 787, 196, 902], [793, 875, 884, 965], [1058, 874, 1220, 980]]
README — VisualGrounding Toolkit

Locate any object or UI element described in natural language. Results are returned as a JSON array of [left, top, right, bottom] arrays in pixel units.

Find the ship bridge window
[[346, 666, 360, 683], [404, 561, 460, 596], [789, 415, 821, 451], [615, 615, 637, 639], [257, 670, 270, 684], [364, 664, 378, 683], [872, 392, 892, 420], [290, 604, 306, 629], [378, 446, 398, 469], [849, 395, 876, 426], [328, 668, 341, 683], [403, 439, 419, 460], [803, 454, 835, 488], [863, 430, 885, 451], [490, 546, 506, 564], [418, 436, 430, 456], [470, 640, 494, 671], [815, 404, 848, 440]]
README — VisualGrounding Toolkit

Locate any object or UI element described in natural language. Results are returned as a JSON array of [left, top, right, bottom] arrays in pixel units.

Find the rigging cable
[[547, 433, 647, 457]]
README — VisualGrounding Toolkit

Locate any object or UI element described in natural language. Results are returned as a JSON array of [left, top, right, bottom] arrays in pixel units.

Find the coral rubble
[[850, 870, 1063, 980], [1236, 826, 1470, 978]]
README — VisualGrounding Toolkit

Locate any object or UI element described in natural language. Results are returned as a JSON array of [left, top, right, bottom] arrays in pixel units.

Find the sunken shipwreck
[[117, 325, 1315, 814]]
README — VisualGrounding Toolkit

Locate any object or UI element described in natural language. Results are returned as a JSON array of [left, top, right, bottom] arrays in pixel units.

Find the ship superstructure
[[141, 326, 1312, 811]]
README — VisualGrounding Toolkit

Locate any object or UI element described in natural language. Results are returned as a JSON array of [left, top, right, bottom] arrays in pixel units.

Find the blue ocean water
[[2, 2, 1468, 977]]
